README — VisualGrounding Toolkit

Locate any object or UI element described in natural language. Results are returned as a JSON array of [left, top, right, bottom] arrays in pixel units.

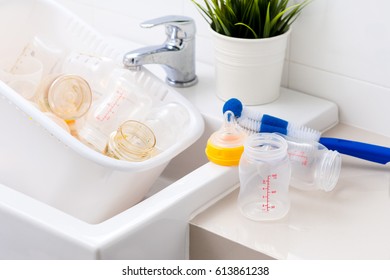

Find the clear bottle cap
[[205, 111, 247, 166], [47, 74, 92, 120]]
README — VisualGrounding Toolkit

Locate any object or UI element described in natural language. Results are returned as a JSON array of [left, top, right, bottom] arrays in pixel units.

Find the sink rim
[[0, 113, 234, 246]]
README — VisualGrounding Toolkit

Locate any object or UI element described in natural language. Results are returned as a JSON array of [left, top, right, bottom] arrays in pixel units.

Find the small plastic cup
[[3, 56, 43, 100]]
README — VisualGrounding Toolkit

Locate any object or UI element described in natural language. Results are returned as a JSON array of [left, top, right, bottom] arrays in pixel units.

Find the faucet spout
[[123, 45, 174, 66], [124, 44, 197, 87], [122, 16, 198, 88]]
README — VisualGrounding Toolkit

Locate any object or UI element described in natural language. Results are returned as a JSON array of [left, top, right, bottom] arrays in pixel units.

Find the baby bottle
[[104, 120, 156, 162], [144, 102, 190, 151], [1, 36, 63, 100], [238, 133, 291, 221], [205, 110, 247, 166], [34, 74, 92, 121], [283, 135, 342, 192], [78, 69, 153, 152], [62, 52, 118, 99]]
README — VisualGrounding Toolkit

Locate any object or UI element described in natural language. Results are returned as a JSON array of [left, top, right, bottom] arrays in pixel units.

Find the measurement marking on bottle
[[261, 174, 277, 212], [96, 87, 127, 121], [288, 151, 308, 166]]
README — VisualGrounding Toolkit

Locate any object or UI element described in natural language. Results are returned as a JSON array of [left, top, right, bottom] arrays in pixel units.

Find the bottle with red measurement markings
[[77, 69, 153, 152], [238, 133, 291, 221], [283, 135, 341, 192]]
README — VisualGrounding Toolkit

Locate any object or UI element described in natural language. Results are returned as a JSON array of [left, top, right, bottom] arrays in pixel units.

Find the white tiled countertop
[[190, 124, 390, 259]]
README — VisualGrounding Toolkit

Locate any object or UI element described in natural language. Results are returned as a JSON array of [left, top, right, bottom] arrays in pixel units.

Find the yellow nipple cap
[[205, 111, 246, 166]]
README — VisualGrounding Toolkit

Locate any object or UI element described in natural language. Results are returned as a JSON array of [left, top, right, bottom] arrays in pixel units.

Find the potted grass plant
[[191, 0, 310, 105]]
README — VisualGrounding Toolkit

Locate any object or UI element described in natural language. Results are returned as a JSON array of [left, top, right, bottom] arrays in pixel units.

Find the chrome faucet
[[123, 15, 198, 88]]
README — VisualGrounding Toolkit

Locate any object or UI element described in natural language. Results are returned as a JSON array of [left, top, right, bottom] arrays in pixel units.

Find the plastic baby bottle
[[78, 69, 153, 152], [238, 133, 291, 221], [144, 102, 190, 151], [1, 36, 63, 100], [34, 74, 92, 121], [205, 111, 247, 166], [62, 52, 118, 99], [104, 120, 156, 162], [283, 135, 342, 192]]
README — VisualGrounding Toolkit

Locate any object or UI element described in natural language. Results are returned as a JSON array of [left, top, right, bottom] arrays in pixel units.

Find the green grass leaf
[[191, 0, 311, 38]]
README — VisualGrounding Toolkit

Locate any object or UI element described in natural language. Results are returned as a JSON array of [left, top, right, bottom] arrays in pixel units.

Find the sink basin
[[0, 113, 239, 259]]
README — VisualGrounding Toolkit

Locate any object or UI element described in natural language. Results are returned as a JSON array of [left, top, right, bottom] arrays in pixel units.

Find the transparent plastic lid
[[48, 74, 92, 120]]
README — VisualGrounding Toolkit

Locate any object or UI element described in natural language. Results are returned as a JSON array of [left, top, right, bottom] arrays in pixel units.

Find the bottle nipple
[[205, 111, 247, 166]]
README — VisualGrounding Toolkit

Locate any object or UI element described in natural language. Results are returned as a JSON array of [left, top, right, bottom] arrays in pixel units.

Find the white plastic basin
[[0, 0, 204, 224]]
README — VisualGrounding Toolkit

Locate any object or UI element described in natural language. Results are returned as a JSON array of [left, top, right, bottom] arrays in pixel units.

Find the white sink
[[0, 112, 241, 259]]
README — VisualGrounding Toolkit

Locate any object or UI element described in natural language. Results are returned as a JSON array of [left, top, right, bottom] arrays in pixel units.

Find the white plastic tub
[[0, 0, 204, 224]]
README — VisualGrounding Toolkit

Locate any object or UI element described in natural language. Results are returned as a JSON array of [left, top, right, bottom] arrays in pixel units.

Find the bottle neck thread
[[244, 133, 288, 161], [318, 150, 342, 192], [105, 120, 156, 162]]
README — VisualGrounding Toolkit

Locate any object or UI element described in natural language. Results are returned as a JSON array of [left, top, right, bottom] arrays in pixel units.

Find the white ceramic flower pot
[[211, 29, 290, 105]]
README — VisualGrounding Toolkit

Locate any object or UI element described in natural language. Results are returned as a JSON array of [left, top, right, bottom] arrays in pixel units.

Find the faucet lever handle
[[140, 15, 196, 39]]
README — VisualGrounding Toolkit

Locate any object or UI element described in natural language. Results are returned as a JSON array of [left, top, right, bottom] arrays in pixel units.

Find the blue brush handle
[[319, 137, 390, 164]]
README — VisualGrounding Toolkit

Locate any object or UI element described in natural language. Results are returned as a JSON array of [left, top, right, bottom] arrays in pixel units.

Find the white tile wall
[[289, 0, 390, 137], [55, 0, 390, 137]]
